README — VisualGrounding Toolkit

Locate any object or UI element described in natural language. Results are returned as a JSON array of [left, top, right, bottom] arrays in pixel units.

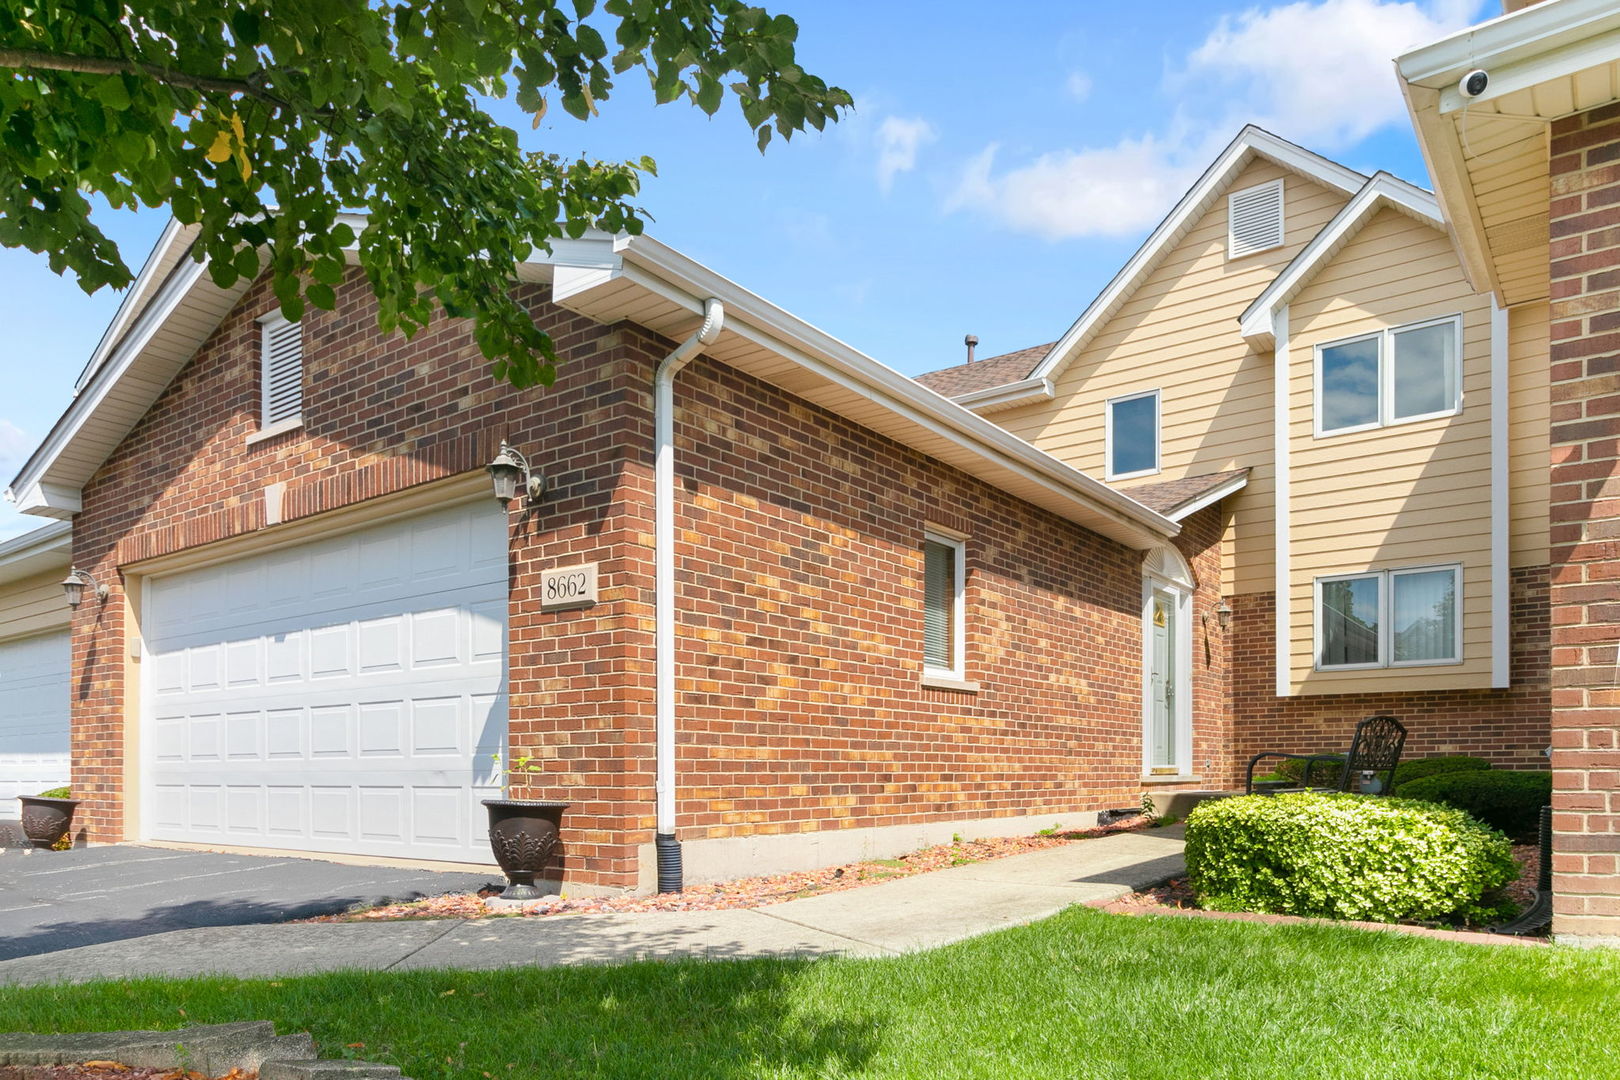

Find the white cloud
[[875, 116, 937, 193], [1064, 70, 1093, 103], [947, 139, 1201, 240], [947, 0, 1482, 240], [1180, 0, 1478, 148]]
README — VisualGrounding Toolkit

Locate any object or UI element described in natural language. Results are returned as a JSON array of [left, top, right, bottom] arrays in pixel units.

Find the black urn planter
[[18, 796, 78, 850], [482, 799, 568, 899]]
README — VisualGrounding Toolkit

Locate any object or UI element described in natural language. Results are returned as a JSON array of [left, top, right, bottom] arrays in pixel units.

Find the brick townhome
[[6, 227, 1227, 891]]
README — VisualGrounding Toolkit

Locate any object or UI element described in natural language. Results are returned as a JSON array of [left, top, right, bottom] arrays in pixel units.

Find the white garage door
[[0, 631, 71, 819], [142, 501, 508, 863]]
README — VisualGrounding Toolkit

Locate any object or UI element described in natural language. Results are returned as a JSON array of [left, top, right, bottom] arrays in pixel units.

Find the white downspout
[[653, 297, 724, 892]]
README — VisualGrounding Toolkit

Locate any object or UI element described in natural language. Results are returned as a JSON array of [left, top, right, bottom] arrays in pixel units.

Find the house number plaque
[[539, 562, 598, 610]]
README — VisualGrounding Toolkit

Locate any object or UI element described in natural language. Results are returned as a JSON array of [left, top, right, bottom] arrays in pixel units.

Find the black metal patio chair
[[1245, 715, 1407, 796]]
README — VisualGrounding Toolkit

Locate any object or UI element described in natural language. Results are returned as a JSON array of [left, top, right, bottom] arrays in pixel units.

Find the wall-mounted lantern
[[486, 440, 546, 508], [1213, 599, 1233, 631], [61, 568, 108, 610]]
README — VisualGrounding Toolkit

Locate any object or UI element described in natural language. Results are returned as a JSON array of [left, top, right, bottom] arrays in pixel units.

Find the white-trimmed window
[[923, 531, 965, 680], [259, 313, 304, 432], [1316, 564, 1461, 671], [1228, 179, 1284, 259], [1106, 389, 1160, 481], [1315, 314, 1461, 436]]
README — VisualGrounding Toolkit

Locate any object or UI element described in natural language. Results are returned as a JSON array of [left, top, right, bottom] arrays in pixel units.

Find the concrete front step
[[0, 1021, 407, 1079]]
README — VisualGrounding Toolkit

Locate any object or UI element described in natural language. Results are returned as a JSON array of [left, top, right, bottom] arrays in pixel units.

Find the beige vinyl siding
[[0, 570, 70, 645], [1508, 301, 1550, 567], [1285, 206, 1494, 695], [995, 159, 1352, 595]]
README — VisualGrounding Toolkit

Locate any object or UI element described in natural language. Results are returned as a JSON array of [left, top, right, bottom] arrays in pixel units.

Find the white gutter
[[653, 296, 725, 893]]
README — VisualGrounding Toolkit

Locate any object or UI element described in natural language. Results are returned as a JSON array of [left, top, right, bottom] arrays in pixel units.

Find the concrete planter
[[482, 799, 567, 900], [17, 796, 77, 849]]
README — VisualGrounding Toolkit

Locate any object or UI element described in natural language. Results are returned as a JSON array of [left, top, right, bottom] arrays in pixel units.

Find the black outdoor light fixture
[[486, 439, 546, 507], [61, 568, 108, 610]]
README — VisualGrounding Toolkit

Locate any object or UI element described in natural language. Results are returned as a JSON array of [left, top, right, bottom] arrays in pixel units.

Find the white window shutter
[[1228, 179, 1284, 258], [261, 316, 303, 426]]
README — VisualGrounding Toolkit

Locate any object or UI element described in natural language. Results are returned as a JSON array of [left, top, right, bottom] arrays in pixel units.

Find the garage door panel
[[0, 630, 71, 816], [142, 502, 507, 863]]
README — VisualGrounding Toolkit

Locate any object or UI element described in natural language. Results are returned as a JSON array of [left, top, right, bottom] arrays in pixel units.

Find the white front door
[[140, 501, 508, 863], [1148, 587, 1178, 771], [0, 630, 71, 818]]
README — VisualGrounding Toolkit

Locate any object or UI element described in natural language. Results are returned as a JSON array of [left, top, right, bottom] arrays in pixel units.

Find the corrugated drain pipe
[[654, 297, 725, 893]]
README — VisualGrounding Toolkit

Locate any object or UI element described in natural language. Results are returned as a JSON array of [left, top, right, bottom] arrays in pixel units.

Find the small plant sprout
[[491, 751, 545, 796]]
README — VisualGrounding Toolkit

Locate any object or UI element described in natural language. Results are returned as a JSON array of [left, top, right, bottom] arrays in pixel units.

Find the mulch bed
[[1103, 842, 1545, 940], [0, 1067, 251, 1079], [297, 818, 1157, 923]]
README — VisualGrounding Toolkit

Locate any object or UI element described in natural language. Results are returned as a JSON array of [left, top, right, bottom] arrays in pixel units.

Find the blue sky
[[0, 0, 1492, 540]]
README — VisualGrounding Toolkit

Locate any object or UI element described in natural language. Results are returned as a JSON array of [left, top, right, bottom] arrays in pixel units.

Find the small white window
[[1228, 179, 1285, 258], [1106, 389, 1160, 480], [1316, 564, 1461, 671], [1315, 315, 1461, 437], [259, 313, 304, 430], [923, 531, 965, 680]]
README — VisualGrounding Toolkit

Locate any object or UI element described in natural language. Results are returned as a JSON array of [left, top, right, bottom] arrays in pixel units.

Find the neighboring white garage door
[[142, 501, 508, 863], [0, 631, 71, 819]]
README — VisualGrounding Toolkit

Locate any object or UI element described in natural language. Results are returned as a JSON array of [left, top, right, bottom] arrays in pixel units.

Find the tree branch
[[0, 47, 266, 99]]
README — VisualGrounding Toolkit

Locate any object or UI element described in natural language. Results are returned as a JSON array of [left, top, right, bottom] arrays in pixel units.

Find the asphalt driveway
[[0, 844, 497, 962]]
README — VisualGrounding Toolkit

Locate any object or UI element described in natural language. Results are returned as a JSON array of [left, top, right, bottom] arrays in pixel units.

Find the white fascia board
[[1397, 0, 1620, 89], [8, 253, 215, 512], [951, 377, 1052, 412], [1028, 126, 1367, 387], [0, 520, 71, 586], [1239, 175, 1444, 343], [74, 217, 189, 392], [616, 237, 1178, 547], [1438, 25, 1620, 114], [1165, 472, 1250, 522], [1398, 78, 1504, 300]]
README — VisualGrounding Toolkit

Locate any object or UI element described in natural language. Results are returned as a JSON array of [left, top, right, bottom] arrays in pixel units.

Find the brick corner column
[[1547, 103, 1620, 943]]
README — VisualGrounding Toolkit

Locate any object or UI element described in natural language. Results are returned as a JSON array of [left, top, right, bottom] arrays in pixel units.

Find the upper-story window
[[923, 530, 966, 681], [259, 313, 304, 432], [1315, 314, 1461, 437], [1228, 179, 1284, 259], [1106, 389, 1160, 481]]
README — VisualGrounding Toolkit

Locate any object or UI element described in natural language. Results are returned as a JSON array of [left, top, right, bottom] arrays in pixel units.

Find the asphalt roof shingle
[[1117, 469, 1250, 517], [913, 343, 1054, 398]]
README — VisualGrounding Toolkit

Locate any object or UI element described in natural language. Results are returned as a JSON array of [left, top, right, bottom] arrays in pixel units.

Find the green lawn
[[3, 909, 1616, 1080]]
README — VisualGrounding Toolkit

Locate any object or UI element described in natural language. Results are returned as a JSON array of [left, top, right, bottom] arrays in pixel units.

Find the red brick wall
[[667, 358, 1228, 845], [71, 269, 661, 888], [1548, 104, 1620, 940], [69, 265, 1201, 890], [1226, 566, 1550, 775]]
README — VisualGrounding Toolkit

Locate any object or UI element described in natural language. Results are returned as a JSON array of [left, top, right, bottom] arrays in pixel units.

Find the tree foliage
[[0, 0, 851, 386]]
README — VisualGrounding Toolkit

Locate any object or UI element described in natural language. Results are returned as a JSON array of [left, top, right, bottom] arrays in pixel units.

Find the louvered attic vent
[[260, 314, 304, 427], [1228, 179, 1284, 259]]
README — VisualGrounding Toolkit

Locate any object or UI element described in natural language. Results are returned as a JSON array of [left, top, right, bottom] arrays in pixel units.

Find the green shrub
[[1396, 770, 1550, 839], [1391, 755, 1491, 789], [1184, 792, 1516, 924], [34, 786, 70, 799]]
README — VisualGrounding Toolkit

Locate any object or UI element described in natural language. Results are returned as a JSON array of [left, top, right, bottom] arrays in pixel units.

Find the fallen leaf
[[440, 988, 456, 997]]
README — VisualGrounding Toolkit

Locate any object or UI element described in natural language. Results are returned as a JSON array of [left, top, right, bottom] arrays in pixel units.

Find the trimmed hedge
[[1185, 792, 1516, 924], [1391, 755, 1491, 790], [1396, 770, 1550, 839]]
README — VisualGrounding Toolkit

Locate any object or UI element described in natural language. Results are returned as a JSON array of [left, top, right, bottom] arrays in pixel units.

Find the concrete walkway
[[0, 829, 1185, 987]]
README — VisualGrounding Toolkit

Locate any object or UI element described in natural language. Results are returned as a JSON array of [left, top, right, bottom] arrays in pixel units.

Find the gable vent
[[1228, 179, 1284, 259], [261, 315, 304, 426]]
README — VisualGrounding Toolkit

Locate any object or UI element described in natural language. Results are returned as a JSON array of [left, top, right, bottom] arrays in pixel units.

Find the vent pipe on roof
[[964, 334, 979, 363]]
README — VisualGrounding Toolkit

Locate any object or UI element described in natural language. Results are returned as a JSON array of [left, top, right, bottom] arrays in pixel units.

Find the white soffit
[[1239, 173, 1444, 347], [0, 521, 71, 587], [1398, 0, 1620, 305]]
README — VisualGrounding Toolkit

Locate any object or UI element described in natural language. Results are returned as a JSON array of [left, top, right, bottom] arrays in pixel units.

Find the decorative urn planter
[[18, 795, 78, 850], [482, 799, 568, 899]]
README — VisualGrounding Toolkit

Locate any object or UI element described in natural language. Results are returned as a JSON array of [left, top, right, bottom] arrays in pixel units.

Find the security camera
[[1458, 69, 1489, 99]]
